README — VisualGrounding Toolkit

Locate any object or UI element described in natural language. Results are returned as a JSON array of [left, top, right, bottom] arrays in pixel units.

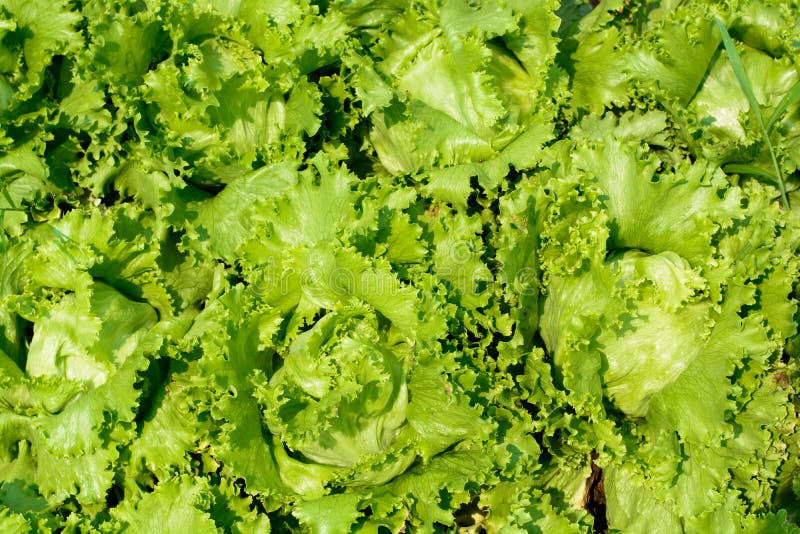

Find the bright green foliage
[[534, 123, 800, 531], [0, 0, 799, 532]]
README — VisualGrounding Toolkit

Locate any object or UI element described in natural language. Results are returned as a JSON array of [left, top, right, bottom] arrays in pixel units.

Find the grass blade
[[766, 79, 800, 133], [2, 187, 16, 209], [722, 163, 780, 185], [713, 18, 762, 123], [713, 17, 789, 209]]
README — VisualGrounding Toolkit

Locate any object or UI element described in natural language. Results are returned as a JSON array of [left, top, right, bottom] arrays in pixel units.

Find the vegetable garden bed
[[1, 0, 799, 532]]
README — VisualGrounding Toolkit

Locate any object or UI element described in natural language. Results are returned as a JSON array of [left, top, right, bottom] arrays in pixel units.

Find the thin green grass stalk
[[0, 188, 16, 229], [713, 17, 789, 209], [49, 224, 81, 264], [1, 187, 16, 209], [723, 163, 782, 185], [766, 79, 800, 133]]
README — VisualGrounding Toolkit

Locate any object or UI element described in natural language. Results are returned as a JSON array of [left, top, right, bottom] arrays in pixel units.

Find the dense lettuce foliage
[[0, 0, 800, 532]]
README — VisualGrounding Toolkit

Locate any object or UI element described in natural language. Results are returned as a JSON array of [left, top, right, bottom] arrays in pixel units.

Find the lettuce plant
[[0, 0, 799, 532]]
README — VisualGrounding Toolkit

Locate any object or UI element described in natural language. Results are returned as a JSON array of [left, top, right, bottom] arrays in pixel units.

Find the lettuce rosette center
[[256, 309, 415, 485]]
